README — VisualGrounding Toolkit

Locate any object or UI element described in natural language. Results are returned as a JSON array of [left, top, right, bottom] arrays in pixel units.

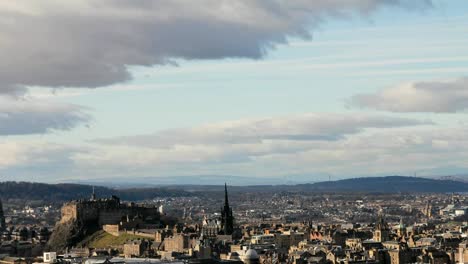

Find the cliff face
[[46, 219, 100, 252]]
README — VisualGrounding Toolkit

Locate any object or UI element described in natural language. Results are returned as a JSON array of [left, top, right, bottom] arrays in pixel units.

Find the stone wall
[[59, 197, 160, 227], [103, 225, 120, 237]]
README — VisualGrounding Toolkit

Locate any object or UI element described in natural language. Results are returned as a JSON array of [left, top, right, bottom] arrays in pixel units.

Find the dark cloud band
[[0, 0, 431, 94]]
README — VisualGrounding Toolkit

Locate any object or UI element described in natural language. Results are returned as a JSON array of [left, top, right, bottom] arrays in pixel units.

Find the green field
[[78, 231, 152, 248]]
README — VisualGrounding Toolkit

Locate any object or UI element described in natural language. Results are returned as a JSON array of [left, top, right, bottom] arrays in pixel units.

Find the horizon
[[1, 1, 468, 182], [1, 175, 466, 188]]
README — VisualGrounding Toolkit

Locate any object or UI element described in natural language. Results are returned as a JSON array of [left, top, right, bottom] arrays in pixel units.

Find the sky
[[1, 0, 468, 184]]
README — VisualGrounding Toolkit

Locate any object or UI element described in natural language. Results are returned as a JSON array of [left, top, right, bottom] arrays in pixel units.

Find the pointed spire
[[221, 183, 234, 235], [224, 183, 229, 208]]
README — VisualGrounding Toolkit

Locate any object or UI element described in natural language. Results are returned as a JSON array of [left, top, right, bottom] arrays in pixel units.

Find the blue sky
[[1, 0, 468, 184]]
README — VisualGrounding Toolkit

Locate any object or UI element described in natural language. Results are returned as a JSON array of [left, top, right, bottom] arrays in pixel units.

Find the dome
[[245, 249, 259, 260]]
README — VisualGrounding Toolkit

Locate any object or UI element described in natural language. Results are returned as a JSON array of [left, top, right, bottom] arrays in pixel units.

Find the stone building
[[201, 216, 221, 238], [373, 212, 390, 242], [163, 233, 191, 253], [60, 193, 160, 227], [459, 240, 468, 264], [201, 184, 235, 238], [417, 248, 451, 264], [123, 239, 151, 258]]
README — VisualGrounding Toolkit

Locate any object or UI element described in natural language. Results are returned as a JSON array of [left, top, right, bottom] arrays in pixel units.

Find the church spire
[[224, 183, 229, 208], [221, 183, 234, 235]]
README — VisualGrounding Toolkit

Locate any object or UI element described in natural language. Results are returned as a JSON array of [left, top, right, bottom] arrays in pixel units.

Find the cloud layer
[[0, 97, 90, 135], [3, 113, 466, 182], [96, 113, 431, 147], [350, 77, 468, 113], [0, 0, 431, 94]]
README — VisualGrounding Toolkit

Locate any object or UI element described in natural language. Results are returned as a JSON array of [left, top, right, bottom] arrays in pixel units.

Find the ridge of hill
[[0, 176, 466, 204], [0, 181, 192, 203]]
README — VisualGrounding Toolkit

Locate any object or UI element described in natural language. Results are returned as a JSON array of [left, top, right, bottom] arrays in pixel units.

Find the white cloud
[[94, 113, 431, 147], [350, 77, 468, 112], [0, 140, 83, 169], [4, 114, 468, 181], [70, 113, 432, 172], [0, 0, 431, 94], [0, 96, 90, 135]]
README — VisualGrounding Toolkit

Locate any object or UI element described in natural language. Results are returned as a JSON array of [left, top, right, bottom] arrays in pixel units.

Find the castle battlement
[[60, 194, 160, 226]]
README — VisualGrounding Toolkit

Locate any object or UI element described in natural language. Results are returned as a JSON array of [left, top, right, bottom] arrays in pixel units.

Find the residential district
[[0, 185, 467, 264]]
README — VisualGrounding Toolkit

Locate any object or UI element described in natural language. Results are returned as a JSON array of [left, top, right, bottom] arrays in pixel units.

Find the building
[[201, 216, 221, 238], [458, 240, 468, 264], [163, 234, 191, 253], [60, 194, 160, 227], [123, 239, 151, 258], [0, 200, 6, 232], [220, 184, 234, 236], [373, 212, 390, 242]]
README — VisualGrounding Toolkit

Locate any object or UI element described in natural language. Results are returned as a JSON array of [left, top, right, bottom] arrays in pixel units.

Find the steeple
[[220, 183, 234, 235], [224, 183, 229, 208]]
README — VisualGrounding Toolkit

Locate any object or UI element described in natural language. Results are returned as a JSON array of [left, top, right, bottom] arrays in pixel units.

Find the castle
[[60, 190, 160, 226]]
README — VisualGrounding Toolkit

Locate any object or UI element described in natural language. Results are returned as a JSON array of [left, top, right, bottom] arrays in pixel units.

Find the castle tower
[[0, 199, 6, 231], [220, 183, 234, 235]]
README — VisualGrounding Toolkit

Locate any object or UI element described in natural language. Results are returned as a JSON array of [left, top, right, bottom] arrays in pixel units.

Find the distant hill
[[0, 176, 466, 203], [292, 176, 468, 193], [0, 181, 193, 203], [67, 174, 317, 187], [156, 176, 468, 194], [431, 175, 468, 183]]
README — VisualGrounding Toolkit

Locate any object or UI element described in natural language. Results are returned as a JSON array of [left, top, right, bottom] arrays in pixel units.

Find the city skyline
[[1, 0, 468, 183]]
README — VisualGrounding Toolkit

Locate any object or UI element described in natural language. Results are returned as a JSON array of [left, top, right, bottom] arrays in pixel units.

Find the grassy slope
[[78, 230, 153, 248]]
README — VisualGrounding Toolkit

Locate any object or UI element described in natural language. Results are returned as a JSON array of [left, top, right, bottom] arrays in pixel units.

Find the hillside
[[158, 176, 468, 194], [294, 176, 468, 193], [0, 181, 193, 203], [77, 230, 152, 249], [0, 176, 466, 204], [156, 176, 468, 194]]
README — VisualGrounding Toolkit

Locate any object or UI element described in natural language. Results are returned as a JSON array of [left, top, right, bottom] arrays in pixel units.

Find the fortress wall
[[98, 207, 160, 226], [103, 224, 120, 236], [59, 198, 160, 227], [76, 203, 100, 222], [99, 210, 126, 225]]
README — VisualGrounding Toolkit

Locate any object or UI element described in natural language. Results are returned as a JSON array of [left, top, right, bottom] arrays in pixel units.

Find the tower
[[0, 199, 6, 231], [220, 183, 234, 235], [397, 217, 406, 238], [373, 210, 390, 242]]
